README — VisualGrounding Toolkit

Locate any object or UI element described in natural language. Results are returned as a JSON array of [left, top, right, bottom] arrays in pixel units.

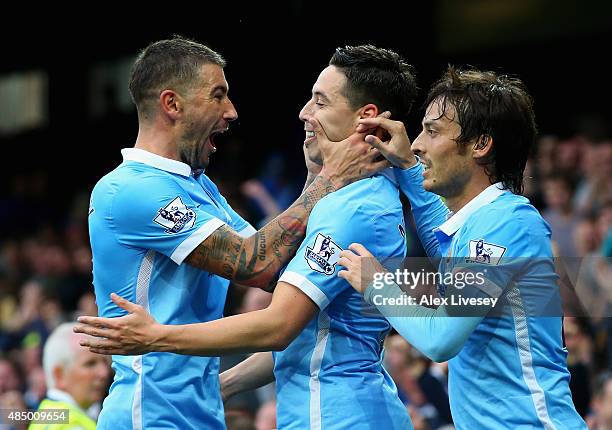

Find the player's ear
[[160, 90, 182, 120], [359, 103, 379, 119], [472, 134, 494, 160]]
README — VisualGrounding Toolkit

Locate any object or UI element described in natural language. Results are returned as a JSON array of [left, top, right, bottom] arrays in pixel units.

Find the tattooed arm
[[186, 119, 389, 289], [186, 174, 335, 289]]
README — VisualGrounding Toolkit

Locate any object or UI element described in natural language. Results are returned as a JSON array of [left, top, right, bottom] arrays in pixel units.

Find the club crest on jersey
[[466, 239, 506, 265], [305, 233, 342, 275], [154, 196, 196, 234]]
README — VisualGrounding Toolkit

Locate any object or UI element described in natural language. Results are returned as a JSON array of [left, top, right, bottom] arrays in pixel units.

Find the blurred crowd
[[1, 118, 611, 429]]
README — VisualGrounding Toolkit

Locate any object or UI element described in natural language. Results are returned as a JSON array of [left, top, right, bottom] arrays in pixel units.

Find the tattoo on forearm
[[187, 174, 337, 288]]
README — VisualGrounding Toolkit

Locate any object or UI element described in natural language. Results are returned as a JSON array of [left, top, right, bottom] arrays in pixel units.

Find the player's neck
[[134, 124, 180, 162], [445, 173, 492, 213]]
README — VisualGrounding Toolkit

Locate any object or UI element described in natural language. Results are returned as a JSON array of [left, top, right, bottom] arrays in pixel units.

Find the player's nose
[[299, 100, 314, 124], [412, 131, 425, 155], [224, 98, 238, 122]]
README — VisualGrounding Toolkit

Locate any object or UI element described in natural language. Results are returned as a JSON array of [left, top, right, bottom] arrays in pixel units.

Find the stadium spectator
[[542, 172, 581, 280], [0, 390, 28, 430], [0, 358, 22, 395], [384, 334, 453, 429], [564, 317, 594, 417], [542, 172, 580, 259], [28, 323, 110, 429], [588, 371, 612, 430]]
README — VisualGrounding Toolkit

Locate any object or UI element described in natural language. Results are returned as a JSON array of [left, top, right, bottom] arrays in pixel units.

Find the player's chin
[[422, 178, 437, 193], [304, 136, 317, 147], [198, 147, 212, 169], [305, 140, 319, 153]]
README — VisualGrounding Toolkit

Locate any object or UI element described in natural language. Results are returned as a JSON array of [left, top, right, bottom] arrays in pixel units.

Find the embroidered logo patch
[[305, 233, 342, 275], [154, 196, 196, 234], [466, 239, 506, 265]]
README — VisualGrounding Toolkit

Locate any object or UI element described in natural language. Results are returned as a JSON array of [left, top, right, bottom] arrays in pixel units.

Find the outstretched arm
[[220, 352, 275, 401], [338, 243, 487, 362], [75, 282, 318, 356], [186, 118, 389, 290]]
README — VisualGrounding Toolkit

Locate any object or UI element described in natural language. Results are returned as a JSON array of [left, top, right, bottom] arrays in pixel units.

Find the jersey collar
[[377, 167, 398, 185], [121, 148, 192, 177], [47, 388, 78, 407], [437, 182, 508, 237]]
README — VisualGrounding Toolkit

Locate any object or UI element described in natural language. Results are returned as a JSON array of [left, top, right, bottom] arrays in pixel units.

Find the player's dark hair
[[129, 35, 225, 117], [425, 66, 537, 194], [329, 45, 418, 125]]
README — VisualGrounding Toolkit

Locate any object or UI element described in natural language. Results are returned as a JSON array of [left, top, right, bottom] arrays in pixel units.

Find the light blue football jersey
[[275, 170, 413, 430], [394, 163, 586, 430], [89, 148, 254, 430]]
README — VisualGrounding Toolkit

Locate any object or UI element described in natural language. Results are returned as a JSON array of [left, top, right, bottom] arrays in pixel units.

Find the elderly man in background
[[29, 323, 110, 430]]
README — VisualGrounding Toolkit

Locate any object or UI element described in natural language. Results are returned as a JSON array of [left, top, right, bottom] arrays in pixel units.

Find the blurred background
[[1, 1, 611, 429]]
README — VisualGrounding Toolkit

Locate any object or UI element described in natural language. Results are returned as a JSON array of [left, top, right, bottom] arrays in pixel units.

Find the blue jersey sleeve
[[110, 177, 227, 265], [394, 161, 449, 259], [365, 280, 484, 362], [279, 201, 401, 310]]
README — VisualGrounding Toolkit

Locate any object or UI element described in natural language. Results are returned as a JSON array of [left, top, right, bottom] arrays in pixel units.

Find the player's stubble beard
[[306, 140, 323, 165], [177, 123, 211, 170], [306, 118, 342, 165], [428, 146, 472, 200], [179, 143, 207, 170]]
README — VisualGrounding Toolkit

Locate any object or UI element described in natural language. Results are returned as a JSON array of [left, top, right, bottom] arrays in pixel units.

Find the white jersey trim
[[170, 218, 226, 265], [121, 148, 192, 177], [237, 224, 257, 238], [507, 286, 557, 430], [132, 250, 155, 430], [438, 182, 507, 237], [279, 271, 330, 310], [309, 311, 330, 430]]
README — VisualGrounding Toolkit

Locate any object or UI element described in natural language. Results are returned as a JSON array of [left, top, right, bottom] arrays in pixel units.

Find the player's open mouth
[[209, 128, 229, 152], [421, 160, 431, 174], [304, 130, 316, 145]]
